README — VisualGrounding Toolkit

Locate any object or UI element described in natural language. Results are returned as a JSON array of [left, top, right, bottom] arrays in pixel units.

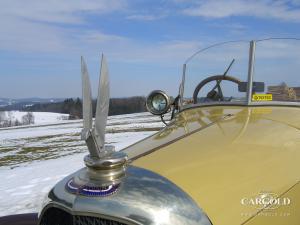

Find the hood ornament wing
[[79, 55, 127, 187], [81, 56, 93, 132], [94, 55, 110, 152], [81, 55, 113, 158]]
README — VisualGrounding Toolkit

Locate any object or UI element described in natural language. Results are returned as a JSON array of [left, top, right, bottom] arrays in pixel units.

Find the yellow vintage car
[[36, 38, 300, 225]]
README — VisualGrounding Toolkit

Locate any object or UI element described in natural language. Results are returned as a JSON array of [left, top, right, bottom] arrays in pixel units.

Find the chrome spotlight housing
[[146, 90, 171, 115]]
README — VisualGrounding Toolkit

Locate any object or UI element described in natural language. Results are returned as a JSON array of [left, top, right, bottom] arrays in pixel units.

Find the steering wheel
[[193, 75, 241, 104]]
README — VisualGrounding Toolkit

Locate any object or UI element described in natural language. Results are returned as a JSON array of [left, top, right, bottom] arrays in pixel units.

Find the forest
[[25, 96, 147, 119]]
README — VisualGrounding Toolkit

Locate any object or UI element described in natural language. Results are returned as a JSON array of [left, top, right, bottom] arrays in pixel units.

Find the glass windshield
[[183, 41, 250, 106], [181, 39, 300, 107], [252, 38, 300, 103]]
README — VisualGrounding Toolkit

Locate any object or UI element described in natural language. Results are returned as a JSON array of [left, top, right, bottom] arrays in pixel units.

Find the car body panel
[[129, 106, 300, 225]]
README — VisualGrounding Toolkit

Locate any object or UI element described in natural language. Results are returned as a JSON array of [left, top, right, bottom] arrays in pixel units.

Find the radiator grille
[[75, 215, 126, 225], [40, 207, 127, 225]]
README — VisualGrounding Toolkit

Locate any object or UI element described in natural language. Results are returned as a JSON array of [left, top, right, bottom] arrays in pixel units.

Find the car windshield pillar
[[246, 40, 256, 104]]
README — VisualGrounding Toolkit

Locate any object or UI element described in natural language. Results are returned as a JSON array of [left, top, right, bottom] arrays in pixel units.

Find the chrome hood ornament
[[74, 55, 128, 189], [81, 55, 112, 157]]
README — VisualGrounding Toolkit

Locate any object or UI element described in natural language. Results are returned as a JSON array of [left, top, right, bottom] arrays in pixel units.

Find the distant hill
[[0, 98, 65, 110]]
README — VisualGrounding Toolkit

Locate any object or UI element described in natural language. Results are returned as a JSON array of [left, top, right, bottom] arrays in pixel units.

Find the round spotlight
[[146, 90, 171, 115]]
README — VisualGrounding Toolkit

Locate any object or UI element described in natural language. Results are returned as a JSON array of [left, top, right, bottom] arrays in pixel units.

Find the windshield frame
[[178, 39, 300, 111]]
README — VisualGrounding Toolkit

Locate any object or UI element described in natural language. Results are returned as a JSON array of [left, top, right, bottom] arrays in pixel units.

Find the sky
[[0, 0, 300, 99]]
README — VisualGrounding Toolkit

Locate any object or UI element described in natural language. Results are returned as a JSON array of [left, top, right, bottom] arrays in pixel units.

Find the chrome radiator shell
[[38, 166, 212, 225]]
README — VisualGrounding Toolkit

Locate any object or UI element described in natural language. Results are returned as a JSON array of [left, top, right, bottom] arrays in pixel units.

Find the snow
[[0, 133, 150, 216], [0, 112, 164, 216], [2, 111, 69, 125]]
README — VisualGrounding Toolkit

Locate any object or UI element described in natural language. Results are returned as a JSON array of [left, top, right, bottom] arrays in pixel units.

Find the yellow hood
[[127, 106, 300, 225]]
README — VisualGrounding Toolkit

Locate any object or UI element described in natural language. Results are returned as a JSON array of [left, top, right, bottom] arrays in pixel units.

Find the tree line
[[25, 96, 147, 119], [0, 97, 147, 127]]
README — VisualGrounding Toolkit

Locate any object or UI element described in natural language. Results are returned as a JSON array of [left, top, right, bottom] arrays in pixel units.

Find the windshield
[[181, 39, 300, 108], [253, 38, 300, 103]]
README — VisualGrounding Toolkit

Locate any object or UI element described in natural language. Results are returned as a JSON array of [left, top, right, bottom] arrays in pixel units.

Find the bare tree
[[28, 112, 34, 124], [0, 111, 6, 125], [15, 119, 21, 126], [7, 111, 13, 127], [0, 112, 5, 127], [22, 112, 35, 125]]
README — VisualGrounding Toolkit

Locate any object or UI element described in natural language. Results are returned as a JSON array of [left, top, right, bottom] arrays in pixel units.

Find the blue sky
[[1, 0, 300, 98]]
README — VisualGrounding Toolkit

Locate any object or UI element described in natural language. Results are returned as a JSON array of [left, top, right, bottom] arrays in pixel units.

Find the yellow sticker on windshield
[[252, 94, 273, 101]]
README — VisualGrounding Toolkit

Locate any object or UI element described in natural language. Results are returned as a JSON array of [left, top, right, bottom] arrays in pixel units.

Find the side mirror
[[146, 90, 171, 115]]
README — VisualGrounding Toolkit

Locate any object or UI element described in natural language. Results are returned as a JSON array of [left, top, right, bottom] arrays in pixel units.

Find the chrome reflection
[[39, 166, 212, 225]]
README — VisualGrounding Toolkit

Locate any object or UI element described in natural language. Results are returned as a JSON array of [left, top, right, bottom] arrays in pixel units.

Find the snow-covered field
[[0, 111, 69, 126], [0, 112, 164, 216]]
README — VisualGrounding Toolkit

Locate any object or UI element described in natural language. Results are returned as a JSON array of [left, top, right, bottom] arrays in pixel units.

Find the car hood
[[123, 106, 300, 225]]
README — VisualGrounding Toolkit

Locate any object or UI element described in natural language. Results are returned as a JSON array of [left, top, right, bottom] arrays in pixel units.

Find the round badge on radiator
[[66, 178, 120, 197]]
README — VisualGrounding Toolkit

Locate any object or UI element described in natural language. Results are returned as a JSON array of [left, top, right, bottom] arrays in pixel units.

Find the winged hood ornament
[[81, 55, 113, 158], [79, 55, 127, 185]]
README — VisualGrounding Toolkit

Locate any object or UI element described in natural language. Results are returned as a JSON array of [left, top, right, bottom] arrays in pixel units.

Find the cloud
[[0, 0, 127, 24], [291, 0, 300, 5], [126, 14, 165, 21], [0, 0, 202, 63], [0, 0, 127, 53], [107, 40, 202, 64], [76, 31, 127, 44], [181, 0, 300, 22], [0, 18, 68, 52], [208, 22, 247, 35], [75, 33, 202, 65]]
